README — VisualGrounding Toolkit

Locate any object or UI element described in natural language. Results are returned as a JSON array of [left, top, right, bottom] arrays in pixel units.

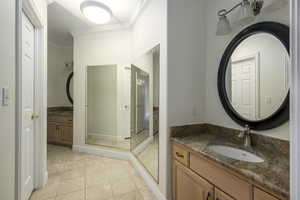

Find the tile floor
[[30, 145, 157, 200]]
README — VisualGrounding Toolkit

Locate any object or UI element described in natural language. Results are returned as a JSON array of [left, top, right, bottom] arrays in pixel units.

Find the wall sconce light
[[216, 0, 264, 36]]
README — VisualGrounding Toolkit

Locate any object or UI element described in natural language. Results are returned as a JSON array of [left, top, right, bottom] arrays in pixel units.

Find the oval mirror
[[218, 22, 289, 130]]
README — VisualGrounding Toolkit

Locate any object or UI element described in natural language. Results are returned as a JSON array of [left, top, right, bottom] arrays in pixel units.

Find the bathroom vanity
[[171, 124, 289, 200], [47, 107, 73, 147]]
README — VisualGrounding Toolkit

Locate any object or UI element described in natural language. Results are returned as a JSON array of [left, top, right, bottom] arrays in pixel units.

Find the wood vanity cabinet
[[47, 115, 73, 147], [172, 142, 285, 200], [215, 188, 235, 200], [254, 187, 280, 200], [173, 160, 214, 200]]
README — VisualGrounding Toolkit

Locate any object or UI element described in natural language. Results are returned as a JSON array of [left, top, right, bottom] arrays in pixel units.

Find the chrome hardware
[[238, 125, 252, 148]]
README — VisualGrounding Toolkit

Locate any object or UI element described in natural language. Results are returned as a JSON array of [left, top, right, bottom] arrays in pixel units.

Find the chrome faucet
[[238, 125, 252, 148]]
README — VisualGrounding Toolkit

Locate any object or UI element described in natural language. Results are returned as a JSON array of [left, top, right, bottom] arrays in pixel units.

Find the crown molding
[[128, 0, 148, 25], [46, 0, 55, 5]]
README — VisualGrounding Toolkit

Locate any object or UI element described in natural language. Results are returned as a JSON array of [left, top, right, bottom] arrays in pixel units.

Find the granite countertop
[[170, 124, 289, 198], [48, 107, 73, 117]]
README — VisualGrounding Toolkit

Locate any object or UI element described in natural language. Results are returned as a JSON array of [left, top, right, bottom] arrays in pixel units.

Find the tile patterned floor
[[30, 145, 157, 200]]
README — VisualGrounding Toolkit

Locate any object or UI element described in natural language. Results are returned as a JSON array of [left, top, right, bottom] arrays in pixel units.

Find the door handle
[[175, 152, 184, 158], [31, 114, 39, 120]]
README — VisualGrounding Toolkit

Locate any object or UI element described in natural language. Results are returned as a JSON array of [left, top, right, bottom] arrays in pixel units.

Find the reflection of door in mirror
[[226, 33, 289, 121], [231, 54, 259, 120]]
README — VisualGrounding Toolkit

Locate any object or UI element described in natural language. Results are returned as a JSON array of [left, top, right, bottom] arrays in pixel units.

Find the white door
[[231, 56, 258, 120], [21, 12, 35, 200]]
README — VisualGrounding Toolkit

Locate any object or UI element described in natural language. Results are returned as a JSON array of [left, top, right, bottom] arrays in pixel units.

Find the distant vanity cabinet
[[172, 142, 286, 200], [48, 108, 73, 147]]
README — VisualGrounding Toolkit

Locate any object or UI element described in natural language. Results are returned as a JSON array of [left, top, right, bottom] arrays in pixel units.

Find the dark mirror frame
[[66, 72, 73, 104], [217, 22, 289, 130]]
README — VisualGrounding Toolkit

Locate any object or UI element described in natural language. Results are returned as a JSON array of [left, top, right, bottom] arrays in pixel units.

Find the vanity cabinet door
[[47, 122, 57, 143], [215, 188, 235, 200], [254, 187, 280, 200], [60, 125, 73, 144], [190, 153, 252, 200], [173, 160, 214, 200]]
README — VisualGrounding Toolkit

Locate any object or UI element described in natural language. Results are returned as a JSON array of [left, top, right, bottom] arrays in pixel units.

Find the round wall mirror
[[218, 22, 289, 130]]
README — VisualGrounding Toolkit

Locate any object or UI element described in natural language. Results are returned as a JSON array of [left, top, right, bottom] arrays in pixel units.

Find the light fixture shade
[[237, 0, 255, 25], [216, 16, 232, 36], [80, 1, 113, 24]]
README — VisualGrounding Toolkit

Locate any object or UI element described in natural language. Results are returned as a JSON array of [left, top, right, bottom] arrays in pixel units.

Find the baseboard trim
[[73, 144, 129, 160], [72, 144, 167, 200], [43, 171, 48, 187], [87, 133, 124, 142]]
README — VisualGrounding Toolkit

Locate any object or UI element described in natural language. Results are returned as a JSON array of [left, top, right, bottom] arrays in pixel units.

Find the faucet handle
[[245, 124, 249, 130], [245, 124, 251, 134], [238, 125, 250, 138]]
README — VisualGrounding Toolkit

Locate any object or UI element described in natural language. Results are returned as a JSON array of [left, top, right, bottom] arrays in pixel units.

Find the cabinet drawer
[[190, 153, 252, 200], [254, 187, 280, 200], [173, 144, 189, 167], [48, 115, 73, 124]]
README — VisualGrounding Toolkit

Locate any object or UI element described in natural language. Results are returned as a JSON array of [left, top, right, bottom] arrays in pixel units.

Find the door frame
[[290, 0, 300, 199], [17, 0, 47, 199]]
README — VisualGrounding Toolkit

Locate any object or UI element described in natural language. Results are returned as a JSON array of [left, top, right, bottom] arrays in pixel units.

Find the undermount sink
[[208, 145, 264, 163]]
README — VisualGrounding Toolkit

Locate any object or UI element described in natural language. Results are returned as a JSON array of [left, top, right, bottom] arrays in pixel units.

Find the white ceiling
[[48, 0, 145, 46]]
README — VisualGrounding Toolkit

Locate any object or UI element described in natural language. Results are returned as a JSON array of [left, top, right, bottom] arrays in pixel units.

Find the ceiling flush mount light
[[216, 0, 264, 36], [80, 0, 113, 24]]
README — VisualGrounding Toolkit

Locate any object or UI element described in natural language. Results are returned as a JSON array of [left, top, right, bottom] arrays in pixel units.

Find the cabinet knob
[[175, 152, 184, 158]]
